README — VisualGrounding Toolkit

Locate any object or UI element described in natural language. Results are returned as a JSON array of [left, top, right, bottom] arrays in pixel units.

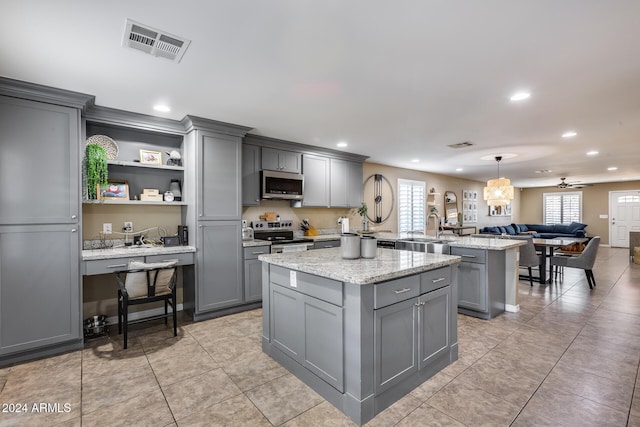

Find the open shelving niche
[[82, 111, 186, 206]]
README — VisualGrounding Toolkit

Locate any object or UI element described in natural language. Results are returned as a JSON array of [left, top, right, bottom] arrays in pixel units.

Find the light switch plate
[[103, 223, 112, 234]]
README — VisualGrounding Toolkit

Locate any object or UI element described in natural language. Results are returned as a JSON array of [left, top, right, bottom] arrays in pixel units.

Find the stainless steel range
[[252, 220, 314, 253]]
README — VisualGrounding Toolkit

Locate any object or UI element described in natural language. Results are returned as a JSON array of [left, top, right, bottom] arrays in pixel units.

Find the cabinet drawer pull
[[393, 288, 412, 294], [252, 251, 267, 255], [432, 277, 445, 283], [461, 254, 477, 258], [107, 263, 127, 269]]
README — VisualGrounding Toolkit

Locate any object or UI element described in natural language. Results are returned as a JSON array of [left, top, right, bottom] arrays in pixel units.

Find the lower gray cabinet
[[270, 283, 344, 392], [456, 261, 486, 312], [374, 298, 417, 394], [243, 245, 270, 302], [196, 221, 243, 312], [374, 282, 452, 394], [0, 225, 80, 357]]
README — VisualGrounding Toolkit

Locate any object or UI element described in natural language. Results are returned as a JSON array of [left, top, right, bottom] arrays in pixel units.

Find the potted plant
[[358, 202, 369, 231], [85, 144, 109, 199]]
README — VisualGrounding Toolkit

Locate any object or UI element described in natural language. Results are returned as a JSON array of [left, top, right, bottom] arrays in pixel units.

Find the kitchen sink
[[396, 239, 450, 254]]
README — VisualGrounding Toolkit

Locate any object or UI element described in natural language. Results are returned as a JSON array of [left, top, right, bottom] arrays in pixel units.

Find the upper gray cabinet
[[330, 158, 363, 208], [262, 147, 302, 174], [242, 144, 261, 206], [302, 154, 330, 207], [0, 96, 80, 224]]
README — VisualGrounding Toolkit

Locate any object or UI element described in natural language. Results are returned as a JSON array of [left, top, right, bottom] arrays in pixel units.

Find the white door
[[609, 190, 640, 247]]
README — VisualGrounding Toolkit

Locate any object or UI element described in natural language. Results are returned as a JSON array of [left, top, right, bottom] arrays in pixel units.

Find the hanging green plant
[[85, 144, 108, 199]]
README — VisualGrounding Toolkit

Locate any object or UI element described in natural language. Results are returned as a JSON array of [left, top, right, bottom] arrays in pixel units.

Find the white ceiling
[[2, 1, 639, 188]]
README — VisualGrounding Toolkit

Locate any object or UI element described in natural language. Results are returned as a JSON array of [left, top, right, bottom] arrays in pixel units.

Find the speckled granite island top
[[82, 245, 196, 261], [259, 247, 460, 285]]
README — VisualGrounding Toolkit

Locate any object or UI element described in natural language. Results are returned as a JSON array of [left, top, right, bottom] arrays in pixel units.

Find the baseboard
[[505, 304, 520, 313], [105, 304, 184, 326]]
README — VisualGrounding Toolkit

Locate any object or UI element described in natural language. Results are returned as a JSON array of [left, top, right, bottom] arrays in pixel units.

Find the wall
[[520, 180, 640, 245], [361, 162, 521, 233]]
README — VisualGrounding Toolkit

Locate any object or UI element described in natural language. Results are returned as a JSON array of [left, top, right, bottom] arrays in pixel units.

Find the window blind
[[398, 179, 425, 232], [543, 192, 582, 224]]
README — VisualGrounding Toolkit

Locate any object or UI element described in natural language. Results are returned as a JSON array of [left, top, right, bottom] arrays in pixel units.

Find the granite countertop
[[82, 245, 196, 261], [243, 240, 272, 248], [259, 247, 461, 285]]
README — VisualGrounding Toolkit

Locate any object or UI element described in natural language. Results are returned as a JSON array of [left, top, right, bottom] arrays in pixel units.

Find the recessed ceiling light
[[336, 141, 348, 148], [510, 91, 530, 101], [562, 131, 577, 138], [411, 159, 420, 163], [608, 166, 618, 171], [586, 150, 599, 156], [153, 104, 171, 112], [455, 168, 463, 172]]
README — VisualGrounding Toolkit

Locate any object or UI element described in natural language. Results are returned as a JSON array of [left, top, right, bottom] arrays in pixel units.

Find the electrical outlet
[[123, 221, 133, 232], [102, 223, 112, 234]]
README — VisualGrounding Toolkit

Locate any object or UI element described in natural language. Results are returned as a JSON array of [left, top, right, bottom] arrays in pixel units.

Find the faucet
[[427, 212, 440, 239]]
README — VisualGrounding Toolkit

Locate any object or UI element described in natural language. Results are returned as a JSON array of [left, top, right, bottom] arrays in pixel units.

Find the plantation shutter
[[543, 192, 582, 224], [398, 179, 425, 233]]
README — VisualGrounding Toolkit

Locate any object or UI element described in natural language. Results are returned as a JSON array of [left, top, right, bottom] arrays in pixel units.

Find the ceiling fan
[[557, 177, 591, 189]]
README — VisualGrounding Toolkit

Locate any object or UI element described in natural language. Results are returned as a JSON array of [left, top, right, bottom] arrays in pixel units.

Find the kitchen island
[[259, 247, 460, 425]]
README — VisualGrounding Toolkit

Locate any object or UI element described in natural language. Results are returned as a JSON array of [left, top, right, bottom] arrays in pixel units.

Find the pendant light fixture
[[483, 156, 514, 206]]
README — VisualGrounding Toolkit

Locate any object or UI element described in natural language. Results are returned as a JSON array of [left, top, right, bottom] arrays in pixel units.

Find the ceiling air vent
[[122, 19, 191, 63], [448, 141, 474, 149]]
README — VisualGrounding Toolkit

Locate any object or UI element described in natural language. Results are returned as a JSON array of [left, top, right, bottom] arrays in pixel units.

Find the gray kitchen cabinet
[[374, 269, 452, 394], [330, 158, 363, 208], [242, 143, 261, 206], [196, 221, 243, 312], [302, 154, 330, 207], [0, 225, 81, 358], [243, 245, 270, 302], [313, 239, 340, 249], [374, 297, 417, 394], [270, 282, 344, 392], [450, 247, 505, 319], [198, 131, 243, 220], [418, 286, 451, 368], [0, 79, 91, 366], [182, 116, 253, 321], [0, 96, 80, 225], [262, 147, 301, 173]]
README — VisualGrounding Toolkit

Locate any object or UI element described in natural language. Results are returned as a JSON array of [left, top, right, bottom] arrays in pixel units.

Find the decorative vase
[[362, 219, 368, 232]]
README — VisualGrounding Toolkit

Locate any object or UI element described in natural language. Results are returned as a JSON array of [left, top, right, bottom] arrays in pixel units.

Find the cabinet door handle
[[394, 288, 412, 294], [432, 277, 445, 283], [71, 229, 77, 233], [71, 215, 77, 219], [107, 264, 127, 269], [461, 254, 477, 258]]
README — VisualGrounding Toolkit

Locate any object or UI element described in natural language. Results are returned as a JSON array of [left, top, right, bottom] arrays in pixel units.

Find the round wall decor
[[363, 173, 394, 223], [86, 135, 119, 160]]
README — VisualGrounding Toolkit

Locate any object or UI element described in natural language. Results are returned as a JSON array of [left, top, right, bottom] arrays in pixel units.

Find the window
[[398, 179, 425, 232], [543, 192, 582, 224]]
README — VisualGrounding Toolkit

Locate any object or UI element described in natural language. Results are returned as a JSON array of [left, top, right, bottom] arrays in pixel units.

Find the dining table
[[532, 237, 588, 284]]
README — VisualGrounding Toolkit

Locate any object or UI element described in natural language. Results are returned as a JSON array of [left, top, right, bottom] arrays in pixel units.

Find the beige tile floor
[[1, 247, 639, 426]]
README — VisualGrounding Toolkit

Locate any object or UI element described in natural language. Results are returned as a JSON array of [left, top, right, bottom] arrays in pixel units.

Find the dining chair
[[550, 236, 600, 289], [518, 237, 542, 286], [116, 260, 178, 349]]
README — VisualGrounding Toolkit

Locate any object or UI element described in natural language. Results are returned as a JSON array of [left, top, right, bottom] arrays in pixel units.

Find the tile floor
[[1, 247, 639, 426]]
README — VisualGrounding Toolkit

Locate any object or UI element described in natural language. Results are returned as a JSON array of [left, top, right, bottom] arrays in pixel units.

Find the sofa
[[480, 222, 588, 239]]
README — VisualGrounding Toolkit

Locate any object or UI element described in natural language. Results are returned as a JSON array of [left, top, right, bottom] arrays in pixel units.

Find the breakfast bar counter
[[259, 248, 460, 425]]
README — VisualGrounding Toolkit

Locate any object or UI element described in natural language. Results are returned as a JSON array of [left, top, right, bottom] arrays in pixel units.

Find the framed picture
[[139, 149, 162, 165], [97, 180, 129, 200]]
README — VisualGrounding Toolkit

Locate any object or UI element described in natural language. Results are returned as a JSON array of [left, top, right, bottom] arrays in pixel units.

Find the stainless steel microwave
[[261, 170, 304, 200]]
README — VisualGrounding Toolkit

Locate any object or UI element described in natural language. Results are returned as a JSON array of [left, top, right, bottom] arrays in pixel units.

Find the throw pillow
[[505, 225, 516, 235], [567, 222, 587, 233], [125, 260, 178, 298]]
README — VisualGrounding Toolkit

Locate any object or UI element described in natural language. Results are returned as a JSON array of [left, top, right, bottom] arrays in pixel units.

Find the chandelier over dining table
[[484, 156, 514, 206]]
